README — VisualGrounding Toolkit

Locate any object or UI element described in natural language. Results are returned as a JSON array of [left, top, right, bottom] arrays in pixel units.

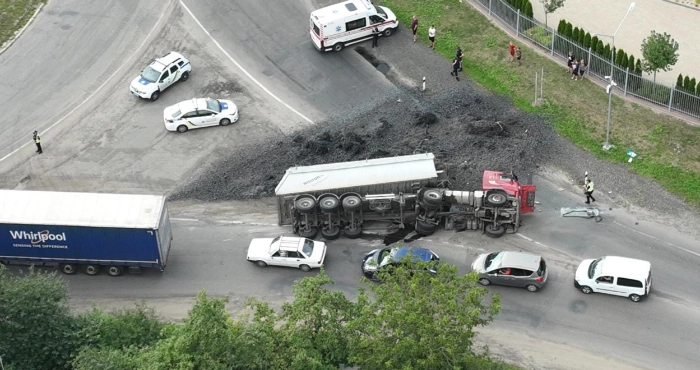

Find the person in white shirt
[[428, 25, 436, 49]]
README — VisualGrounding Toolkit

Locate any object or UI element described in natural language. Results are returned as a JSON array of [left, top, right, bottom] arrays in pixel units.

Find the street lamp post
[[594, 2, 636, 151]]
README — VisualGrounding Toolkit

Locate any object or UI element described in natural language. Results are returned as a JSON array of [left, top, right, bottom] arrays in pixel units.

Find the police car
[[163, 98, 239, 133], [130, 52, 191, 101]]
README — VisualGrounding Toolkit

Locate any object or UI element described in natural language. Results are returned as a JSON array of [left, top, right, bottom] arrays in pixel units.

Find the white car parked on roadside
[[163, 98, 239, 133], [130, 51, 191, 101], [247, 236, 327, 272]]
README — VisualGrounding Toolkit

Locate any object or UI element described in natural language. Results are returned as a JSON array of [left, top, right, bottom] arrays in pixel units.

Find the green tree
[[635, 59, 642, 74], [539, 0, 566, 28], [683, 75, 691, 92], [603, 44, 611, 60], [72, 347, 142, 370], [572, 27, 580, 43], [347, 257, 500, 369], [78, 302, 165, 350], [689, 78, 697, 95], [640, 30, 680, 83], [621, 53, 629, 70], [628, 54, 637, 73], [557, 19, 567, 34], [596, 40, 605, 56], [591, 35, 599, 50], [564, 22, 573, 38], [0, 267, 83, 370], [583, 32, 591, 48], [615, 49, 625, 66], [524, 1, 534, 18], [676, 74, 684, 89]]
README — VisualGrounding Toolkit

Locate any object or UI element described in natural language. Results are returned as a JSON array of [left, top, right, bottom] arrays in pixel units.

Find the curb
[[0, 3, 45, 56], [661, 0, 700, 12]]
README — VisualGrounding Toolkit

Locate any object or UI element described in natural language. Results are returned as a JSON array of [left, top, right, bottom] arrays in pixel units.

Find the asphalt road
[[1, 0, 699, 369]]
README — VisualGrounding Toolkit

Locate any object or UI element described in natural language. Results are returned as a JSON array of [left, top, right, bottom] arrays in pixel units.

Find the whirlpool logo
[[9, 230, 67, 244]]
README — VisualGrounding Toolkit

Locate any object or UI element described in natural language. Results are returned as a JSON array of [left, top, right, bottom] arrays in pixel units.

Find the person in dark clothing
[[33, 131, 42, 154], [456, 46, 464, 72], [411, 15, 418, 43], [450, 58, 460, 81], [371, 27, 379, 48]]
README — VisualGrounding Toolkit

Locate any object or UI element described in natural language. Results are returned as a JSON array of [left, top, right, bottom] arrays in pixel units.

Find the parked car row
[[129, 51, 239, 133]]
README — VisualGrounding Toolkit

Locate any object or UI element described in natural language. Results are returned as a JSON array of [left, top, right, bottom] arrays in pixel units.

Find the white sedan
[[163, 98, 239, 133], [246, 236, 327, 272]]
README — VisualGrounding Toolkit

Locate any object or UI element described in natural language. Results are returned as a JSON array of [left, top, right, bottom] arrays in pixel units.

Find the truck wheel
[[342, 195, 362, 212], [344, 225, 363, 239], [107, 266, 124, 277], [333, 43, 344, 52], [484, 223, 506, 238], [299, 226, 318, 239], [415, 220, 437, 236], [423, 189, 442, 205], [60, 264, 77, 275], [485, 190, 508, 206], [256, 260, 267, 268], [319, 196, 340, 212], [295, 196, 316, 214], [321, 225, 341, 240], [84, 264, 100, 276]]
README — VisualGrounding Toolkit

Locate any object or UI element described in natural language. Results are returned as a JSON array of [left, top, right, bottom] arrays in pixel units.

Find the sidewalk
[[531, 0, 700, 86]]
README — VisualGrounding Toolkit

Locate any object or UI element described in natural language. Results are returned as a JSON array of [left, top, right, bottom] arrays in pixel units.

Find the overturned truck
[[275, 153, 535, 239]]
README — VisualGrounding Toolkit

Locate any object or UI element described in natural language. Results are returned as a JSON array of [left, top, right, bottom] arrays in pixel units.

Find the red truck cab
[[482, 171, 536, 213]]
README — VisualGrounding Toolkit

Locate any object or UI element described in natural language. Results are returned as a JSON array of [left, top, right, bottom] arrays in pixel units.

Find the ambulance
[[310, 0, 398, 52]]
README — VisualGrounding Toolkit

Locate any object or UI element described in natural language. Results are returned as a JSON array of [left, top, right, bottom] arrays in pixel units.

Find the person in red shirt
[[509, 41, 516, 62]]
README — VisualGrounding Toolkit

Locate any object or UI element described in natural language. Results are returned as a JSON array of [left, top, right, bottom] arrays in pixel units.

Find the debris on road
[[560, 207, 602, 222]]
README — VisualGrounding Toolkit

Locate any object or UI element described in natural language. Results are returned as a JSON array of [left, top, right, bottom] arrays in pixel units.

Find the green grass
[[0, 0, 46, 49], [379, 0, 700, 206]]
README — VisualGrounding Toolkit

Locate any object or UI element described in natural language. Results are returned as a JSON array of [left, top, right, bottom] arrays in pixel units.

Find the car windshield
[[302, 239, 314, 256], [374, 5, 387, 18], [485, 252, 503, 270], [205, 98, 221, 113], [167, 106, 181, 118], [588, 258, 602, 278], [140, 66, 160, 83]]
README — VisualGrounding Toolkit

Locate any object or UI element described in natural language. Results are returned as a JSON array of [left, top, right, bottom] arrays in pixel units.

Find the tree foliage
[[539, 0, 565, 27], [640, 30, 680, 83], [78, 302, 165, 350]]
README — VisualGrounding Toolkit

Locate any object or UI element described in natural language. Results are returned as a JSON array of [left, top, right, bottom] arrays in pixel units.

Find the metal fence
[[472, 0, 700, 120]]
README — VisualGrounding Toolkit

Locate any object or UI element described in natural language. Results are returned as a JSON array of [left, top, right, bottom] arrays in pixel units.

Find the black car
[[361, 245, 440, 281]]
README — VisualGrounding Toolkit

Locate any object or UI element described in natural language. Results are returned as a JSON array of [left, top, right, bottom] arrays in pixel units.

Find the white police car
[[163, 98, 239, 133], [130, 51, 191, 101]]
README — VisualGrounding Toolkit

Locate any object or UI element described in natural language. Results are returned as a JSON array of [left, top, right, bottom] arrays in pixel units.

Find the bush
[[632, 81, 672, 104], [572, 27, 580, 43], [635, 59, 642, 74], [628, 55, 636, 73], [690, 78, 697, 94], [683, 75, 691, 91], [595, 40, 604, 56], [677, 74, 684, 89], [615, 49, 625, 66], [583, 32, 591, 48], [523, 26, 552, 47], [524, 1, 534, 17], [557, 19, 567, 34], [565, 22, 573, 38]]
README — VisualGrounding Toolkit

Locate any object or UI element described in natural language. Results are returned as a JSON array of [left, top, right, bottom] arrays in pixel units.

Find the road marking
[[613, 221, 700, 258], [179, 0, 314, 125], [516, 233, 554, 250], [0, 3, 172, 163], [171, 217, 201, 222]]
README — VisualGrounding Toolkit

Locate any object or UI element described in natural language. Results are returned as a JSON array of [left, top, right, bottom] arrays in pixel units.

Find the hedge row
[[506, 0, 534, 18]]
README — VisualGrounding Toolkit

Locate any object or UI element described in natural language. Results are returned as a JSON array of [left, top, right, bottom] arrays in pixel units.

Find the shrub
[[595, 40, 605, 56], [690, 78, 697, 94], [632, 81, 672, 104], [677, 74, 684, 89], [684, 75, 691, 91], [628, 55, 636, 73], [557, 19, 567, 34], [583, 32, 591, 48], [603, 44, 611, 60], [621, 53, 629, 70], [572, 27, 580, 43], [635, 59, 642, 74], [523, 26, 552, 47], [524, 1, 534, 18], [615, 49, 625, 66], [565, 22, 573, 38]]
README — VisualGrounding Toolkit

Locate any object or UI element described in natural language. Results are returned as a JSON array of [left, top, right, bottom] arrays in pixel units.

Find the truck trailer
[[275, 153, 535, 239], [0, 190, 172, 276]]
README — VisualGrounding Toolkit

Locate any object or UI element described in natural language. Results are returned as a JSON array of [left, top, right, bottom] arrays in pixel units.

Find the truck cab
[[482, 170, 536, 213]]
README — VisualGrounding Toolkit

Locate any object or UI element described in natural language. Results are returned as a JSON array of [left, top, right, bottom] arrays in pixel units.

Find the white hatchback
[[163, 98, 239, 133], [247, 236, 327, 272]]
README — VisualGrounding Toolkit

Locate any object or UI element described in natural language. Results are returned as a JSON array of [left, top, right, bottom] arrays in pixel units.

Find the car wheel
[[295, 196, 316, 213], [299, 226, 318, 239], [180, 71, 190, 81], [580, 285, 592, 294], [344, 225, 363, 239], [484, 223, 506, 238], [177, 125, 188, 133], [219, 118, 231, 126], [319, 196, 340, 212], [60, 264, 77, 275], [342, 195, 362, 212], [84, 264, 100, 276], [485, 190, 508, 206], [256, 260, 267, 268], [629, 294, 641, 302], [150, 90, 160, 101], [423, 189, 442, 205], [107, 266, 123, 277], [478, 278, 491, 286], [300, 264, 312, 272], [333, 43, 344, 52], [384, 28, 394, 37], [321, 225, 341, 240], [415, 220, 437, 236], [526, 284, 539, 292]]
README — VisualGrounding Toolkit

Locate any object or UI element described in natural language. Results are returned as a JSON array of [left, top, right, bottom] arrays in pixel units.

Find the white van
[[310, 0, 398, 52], [574, 256, 652, 302]]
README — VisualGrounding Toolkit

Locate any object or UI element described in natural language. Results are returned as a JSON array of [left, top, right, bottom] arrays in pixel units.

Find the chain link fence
[[472, 0, 700, 120]]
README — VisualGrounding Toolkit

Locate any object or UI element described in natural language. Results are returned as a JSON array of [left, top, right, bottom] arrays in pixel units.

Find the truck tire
[[485, 190, 508, 206], [295, 196, 316, 214], [321, 225, 341, 240], [107, 266, 124, 277], [60, 264, 77, 275], [422, 189, 442, 205], [319, 196, 340, 212], [415, 220, 437, 236], [299, 226, 318, 239], [299, 264, 312, 272], [84, 264, 100, 276], [344, 225, 363, 239], [342, 195, 362, 212], [484, 223, 506, 238]]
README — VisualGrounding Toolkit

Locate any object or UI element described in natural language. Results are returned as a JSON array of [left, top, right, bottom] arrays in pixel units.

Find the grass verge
[[0, 0, 46, 50], [379, 0, 700, 206]]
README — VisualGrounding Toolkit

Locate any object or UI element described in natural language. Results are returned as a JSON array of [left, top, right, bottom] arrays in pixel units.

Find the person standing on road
[[509, 41, 516, 62], [371, 26, 379, 48], [584, 179, 596, 204], [33, 131, 42, 154], [450, 58, 460, 81], [411, 15, 418, 43], [428, 25, 436, 49]]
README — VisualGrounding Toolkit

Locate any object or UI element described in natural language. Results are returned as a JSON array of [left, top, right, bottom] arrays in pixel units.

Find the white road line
[[613, 221, 700, 258], [516, 233, 555, 250], [179, 0, 314, 125], [0, 3, 172, 163], [170, 217, 201, 222]]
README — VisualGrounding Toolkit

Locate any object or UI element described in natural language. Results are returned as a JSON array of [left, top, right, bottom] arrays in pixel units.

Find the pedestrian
[[450, 58, 460, 81], [584, 179, 596, 204], [456, 46, 464, 72], [577, 59, 587, 80], [515, 46, 522, 66], [371, 26, 379, 48], [571, 59, 579, 80], [411, 15, 418, 43], [428, 25, 436, 49], [567, 51, 575, 73], [509, 41, 516, 62], [33, 131, 42, 154]]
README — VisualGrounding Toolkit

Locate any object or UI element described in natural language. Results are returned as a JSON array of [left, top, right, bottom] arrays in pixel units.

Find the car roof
[[598, 256, 651, 280], [392, 246, 433, 262], [311, 0, 373, 21], [149, 51, 187, 72], [276, 237, 305, 252], [176, 98, 210, 113], [499, 251, 541, 270]]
